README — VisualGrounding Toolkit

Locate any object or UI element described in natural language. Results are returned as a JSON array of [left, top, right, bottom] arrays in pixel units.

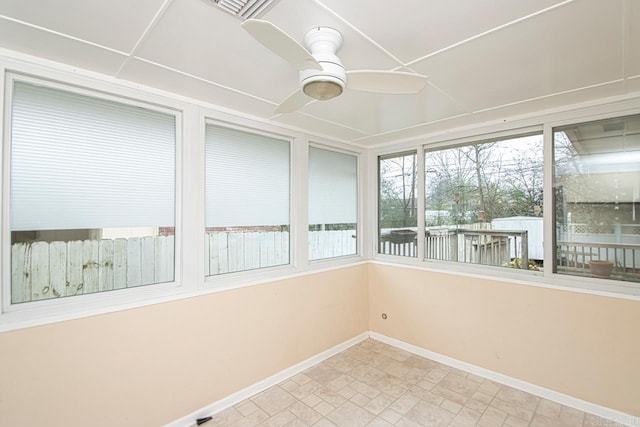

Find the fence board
[[83, 240, 99, 294], [114, 238, 128, 290], [204, 233, 212, 277], [11, 243, 29, 304], [260, 232, 276, 267], [31, 241, 50, 301], [228, 232, 244, 273], [167, 235, 175, 281], [218, 233, 229, 274], [154, 236, 168, 283], [49, 241, 66, 298], [127, 238, 142, 287], [141, 236, 155, 286], [99, 240, 114, 292], [67, 241, 83, 296]]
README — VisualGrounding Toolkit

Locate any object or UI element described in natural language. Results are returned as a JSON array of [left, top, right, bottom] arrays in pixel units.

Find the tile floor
[[206, 339, 624, 427]]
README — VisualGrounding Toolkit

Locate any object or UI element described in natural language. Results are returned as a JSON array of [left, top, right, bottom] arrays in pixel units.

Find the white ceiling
[[0, 0, 638, 147]]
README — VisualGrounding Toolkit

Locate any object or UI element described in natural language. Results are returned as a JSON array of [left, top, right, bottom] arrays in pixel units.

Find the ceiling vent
[[201, 0, 277, 20], [602, 121, 625, 133]]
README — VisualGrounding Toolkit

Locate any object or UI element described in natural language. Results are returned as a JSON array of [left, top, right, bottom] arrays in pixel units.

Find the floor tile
[[314, 401, 335, 416], [537, 398, 563, 419], [201, 339, 622, 427], [288, 401, 322, 425], [325, 401, 375, 427], [477, 406, 508, 426], [363, 393, 396, 415], [236, 400, 260, 416], [403, 400, 455, 426], [260, 409, 298, 427], [476, 380, 501, 397], [379, 408, 403, 424], [495, 385, 540, 412], [312, 419, 337, 427], [450, 407, 482, 427], [252, 387, 298, 416]]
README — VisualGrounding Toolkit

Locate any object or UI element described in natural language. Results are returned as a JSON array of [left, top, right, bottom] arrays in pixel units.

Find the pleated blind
[[205, 124, 290, 227], [10, 81, 176, 231], [309, 147, 357, 224]]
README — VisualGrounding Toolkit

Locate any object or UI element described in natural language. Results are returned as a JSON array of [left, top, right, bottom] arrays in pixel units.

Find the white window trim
[[201, 116, 299, 285], [308, 141, 362, 263], [376, 149, 419, 258], [1, 68, 190, 329], [0, 55, 368, 331]]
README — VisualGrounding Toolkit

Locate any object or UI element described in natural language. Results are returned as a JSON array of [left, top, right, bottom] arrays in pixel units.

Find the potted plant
[[589, 260, 613, 279]]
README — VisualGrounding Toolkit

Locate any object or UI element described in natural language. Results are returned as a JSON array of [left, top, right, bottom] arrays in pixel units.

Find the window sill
[[371, 255, 640, 301], [0, 280, 194, 333]]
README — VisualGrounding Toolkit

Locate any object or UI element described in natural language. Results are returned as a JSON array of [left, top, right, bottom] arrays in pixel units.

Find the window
[[424, 134, 544, 270], [205, 124, 290, 275], [379, 152, 418, 257], [8, 79, 176, 304], [308, 146, 357, 260], [553, 114, 640, 283]]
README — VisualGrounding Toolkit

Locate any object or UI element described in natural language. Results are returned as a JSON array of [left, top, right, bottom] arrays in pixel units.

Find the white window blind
[[10, 81, 176, 231], [205, 124, 290, 227], [309, 147, 357, 224]]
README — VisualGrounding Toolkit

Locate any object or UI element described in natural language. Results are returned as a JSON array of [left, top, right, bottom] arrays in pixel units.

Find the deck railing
[[425, 229, 528, 268], [557, 241, 640, 280], [379, 227, 529, 269]]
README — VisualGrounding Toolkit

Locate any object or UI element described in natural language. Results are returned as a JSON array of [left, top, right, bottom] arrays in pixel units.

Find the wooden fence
[[204, 231, 289, 276], [11, 230, 357, 303], [11, 236, 174, 304], [204, 230, 356, 275]]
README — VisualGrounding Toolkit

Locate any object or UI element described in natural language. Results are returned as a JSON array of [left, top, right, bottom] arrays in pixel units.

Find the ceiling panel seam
[[405, 0, 575, 67], [115, 0, 176, 78], [472, 79, 626, 115], [0, 14, 128, 57], [313, 0, 409, 71], [132, 56, 278, 106]]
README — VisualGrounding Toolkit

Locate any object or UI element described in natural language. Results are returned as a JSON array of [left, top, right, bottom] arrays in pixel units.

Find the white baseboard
[[165, 331, 370, 427], [370, 332, 638, 427]]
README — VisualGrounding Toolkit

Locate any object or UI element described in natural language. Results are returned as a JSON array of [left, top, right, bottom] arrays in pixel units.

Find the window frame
[[421, 130, 545, 273], [201, 115, 298, 285], [0, 56, 368, 331], [307, 142, 362, 263], [373, 111, 640, 298], [377, 150, 419, 258], [1, 69, 188, 327], [543, 110, 640, 294], [202, 117, 297, 281]]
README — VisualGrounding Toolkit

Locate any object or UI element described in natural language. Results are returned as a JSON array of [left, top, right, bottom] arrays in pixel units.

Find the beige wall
[[369, 263, 640, 416], [0, 264, 369, 427], [2, 261, 638, 426]]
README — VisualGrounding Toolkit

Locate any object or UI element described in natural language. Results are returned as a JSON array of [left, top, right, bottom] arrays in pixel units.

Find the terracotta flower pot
[[589, 260, 613, 279]]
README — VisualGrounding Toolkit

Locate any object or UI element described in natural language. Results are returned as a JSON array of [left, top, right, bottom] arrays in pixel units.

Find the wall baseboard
[[165, 331, 370, 427], [167, 331, 637, 427], [370, 332, 638, 427]]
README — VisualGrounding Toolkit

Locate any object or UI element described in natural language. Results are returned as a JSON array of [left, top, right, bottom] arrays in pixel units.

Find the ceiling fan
[[241, 19, 428, 113]]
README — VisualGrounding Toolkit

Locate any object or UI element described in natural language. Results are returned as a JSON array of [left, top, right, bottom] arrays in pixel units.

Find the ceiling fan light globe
[[303, 80, 343, 100]]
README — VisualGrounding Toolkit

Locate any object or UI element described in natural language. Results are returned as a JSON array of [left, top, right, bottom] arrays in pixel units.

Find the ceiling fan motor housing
[[300, 26, 346, 100]]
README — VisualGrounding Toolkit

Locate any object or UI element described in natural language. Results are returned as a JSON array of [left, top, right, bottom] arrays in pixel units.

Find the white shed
[[491, 216, 544, 260]]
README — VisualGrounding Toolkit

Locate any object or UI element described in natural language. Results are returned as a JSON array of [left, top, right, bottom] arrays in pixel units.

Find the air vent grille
[[201, 0, 277, 20]]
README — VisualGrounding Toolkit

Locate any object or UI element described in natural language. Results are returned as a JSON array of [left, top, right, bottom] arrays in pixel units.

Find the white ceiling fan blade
[[274, 89, 312, 113], [241, 19, 322, 71], [346, 70, 428, 94]]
